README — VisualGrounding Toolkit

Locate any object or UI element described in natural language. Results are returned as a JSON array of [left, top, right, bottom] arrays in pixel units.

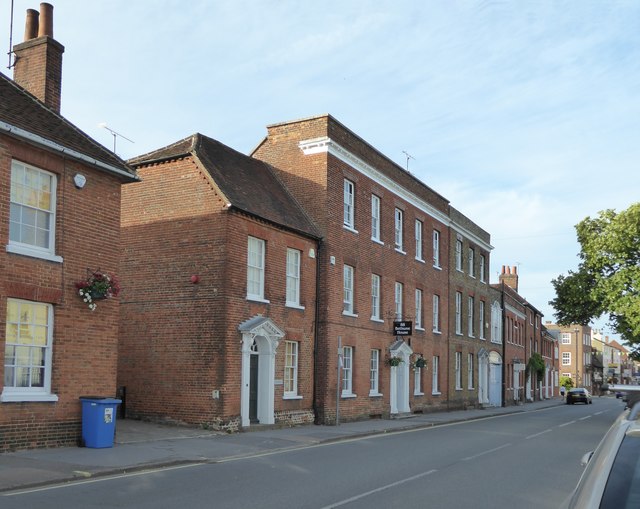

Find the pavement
[[0, 398, 568, 493]]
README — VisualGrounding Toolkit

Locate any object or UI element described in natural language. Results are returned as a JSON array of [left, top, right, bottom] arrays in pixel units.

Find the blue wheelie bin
[[79, 396, 122, 448]]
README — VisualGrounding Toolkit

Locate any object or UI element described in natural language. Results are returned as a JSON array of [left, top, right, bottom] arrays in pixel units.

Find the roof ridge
[[0, 72, 132, 174]]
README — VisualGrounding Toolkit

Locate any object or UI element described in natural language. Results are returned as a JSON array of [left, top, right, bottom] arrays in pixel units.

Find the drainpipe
[[312, 237, 323, 424], [501, 282, 506, 407]]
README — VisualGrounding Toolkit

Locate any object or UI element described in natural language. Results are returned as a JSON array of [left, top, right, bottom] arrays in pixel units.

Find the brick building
[[119, 134, 320, 430], [547, 322, 593, 391], [0, 4, 137, 450], [492, 266, 558, 405], [447, 207, 493, 410], [253, 114, 496, 423]]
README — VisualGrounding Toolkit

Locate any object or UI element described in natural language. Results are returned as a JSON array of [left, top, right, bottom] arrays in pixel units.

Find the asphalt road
[[2, 398, 623, 509]]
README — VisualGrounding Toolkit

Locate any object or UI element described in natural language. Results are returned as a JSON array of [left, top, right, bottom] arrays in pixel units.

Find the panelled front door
[[249, 354, 259, 423]]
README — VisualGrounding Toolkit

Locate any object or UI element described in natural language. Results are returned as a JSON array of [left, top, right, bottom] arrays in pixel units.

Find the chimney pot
[[501, 265, 506, 274], [24, 9, 39, 41], [38, 3, 54, 38], [513, 265, 518, 274]]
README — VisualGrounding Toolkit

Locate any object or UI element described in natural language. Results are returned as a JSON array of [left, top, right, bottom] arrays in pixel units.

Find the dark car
[[566, 388, 592, 405], [565, 397, 640, 508]]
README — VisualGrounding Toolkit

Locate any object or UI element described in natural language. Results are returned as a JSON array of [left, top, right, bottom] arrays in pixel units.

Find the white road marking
[[321, 469, 438, 508], [526, 429, 552, 439], [559, 420, 576, 427], [462, 443, 512, 461]]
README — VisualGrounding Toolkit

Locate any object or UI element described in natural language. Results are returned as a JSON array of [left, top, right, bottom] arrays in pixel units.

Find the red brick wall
[[119, 155, 317, 427], [0, 136, 125, 451]]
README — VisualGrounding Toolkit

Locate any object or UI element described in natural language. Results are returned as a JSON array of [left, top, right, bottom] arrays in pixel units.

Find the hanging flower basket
[[75, 269, 120, 311], [386, 356, 404, 367], [412, 355, 427, 369]]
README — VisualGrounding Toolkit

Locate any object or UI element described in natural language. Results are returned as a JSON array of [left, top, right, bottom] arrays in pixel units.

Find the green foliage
[[525, 353, 545, 381], [550, 203, 640, 345], [560, 376, 574, 390]]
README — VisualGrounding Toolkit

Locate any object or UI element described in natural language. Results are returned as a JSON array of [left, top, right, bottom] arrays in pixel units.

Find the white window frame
[[342, 346, 354, 396], [343, 179, 355, 230], [343, 265, 356, 315], [455, 291, 462, 335], [371, 274, 382, 321], [479, 300, 485, 339], [432, 356, 440, 395], [414, 366, 423, 395], [371, 194, 381, 243], [247, 237, 267, 302], [455, 351, 462, 390], [286, 248, 303, 308], [433, 230, 441, 268], [2, 299, 58, 402], [468, 247, 475, 277], [562, 352, 571, 365], [561, 333, 571, 344], [394, 208, 404, 253], [415, 219, 423, 261], [455, 238, 463, 271], [283, 341, 300, 398], [432, 294, 440, 333], [415, 289, 423, 330], [370, 349, 381, 396], [468, 296, 475, 337], [8, 160, 62, 263], [395, 282, 403, 319], [479, 254, 486, 283], [468, 353, 474, 389]]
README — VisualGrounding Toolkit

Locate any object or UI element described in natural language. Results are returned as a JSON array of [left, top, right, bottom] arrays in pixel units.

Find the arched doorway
[[239, 316, 285, 427], [389, 340, 413, 415]]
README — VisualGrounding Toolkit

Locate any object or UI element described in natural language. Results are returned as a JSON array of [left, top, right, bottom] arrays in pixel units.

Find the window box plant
[[386, 356, 404, 367]]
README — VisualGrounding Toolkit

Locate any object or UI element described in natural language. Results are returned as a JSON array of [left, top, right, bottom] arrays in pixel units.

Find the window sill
[[369, 392, 383, 398], [341, 393, 357, 399], [415, 326, 425, 332], [1, 392, 59, 403], [343, 225, 359, 234], [6, 244, 63, 263], [414, 392, 424, 396], [370, 317, 385, 323], [394, 248, 406, 255], [246, 296, 270, 304], [433, 264, 442, 271], [432, 330, 442, 335], [283, 395, 303, 400], [286, 303, 305, 310], [469, 275, 476, 279], [342, 311, 359, 318], [415, 257, 425, 264], [371, 238, 384, 246], [432, 391, 441, 396]]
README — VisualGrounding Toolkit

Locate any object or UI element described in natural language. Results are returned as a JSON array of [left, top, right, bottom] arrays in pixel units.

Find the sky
[[2, 0, 638, 340]]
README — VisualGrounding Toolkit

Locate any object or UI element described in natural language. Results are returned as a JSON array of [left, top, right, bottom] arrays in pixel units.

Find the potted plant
[[75, 269, 120, 311]]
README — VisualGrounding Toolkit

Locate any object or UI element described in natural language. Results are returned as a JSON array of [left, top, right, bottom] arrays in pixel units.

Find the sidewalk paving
[[0, 398, 566, 493]]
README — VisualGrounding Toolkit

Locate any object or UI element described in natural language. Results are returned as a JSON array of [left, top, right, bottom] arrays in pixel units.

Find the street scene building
[[0, 4, 580, 450], [0, 4, 137, 451]]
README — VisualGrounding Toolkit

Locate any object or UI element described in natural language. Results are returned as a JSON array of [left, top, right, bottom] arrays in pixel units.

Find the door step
[[391, 412, 416, 420]]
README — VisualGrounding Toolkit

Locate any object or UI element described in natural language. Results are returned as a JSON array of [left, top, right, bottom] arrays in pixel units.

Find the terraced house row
[[0, 4, 559, 450]]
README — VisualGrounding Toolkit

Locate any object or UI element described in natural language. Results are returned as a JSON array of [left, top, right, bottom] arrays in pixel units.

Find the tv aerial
[[98, 123, 134, 154]]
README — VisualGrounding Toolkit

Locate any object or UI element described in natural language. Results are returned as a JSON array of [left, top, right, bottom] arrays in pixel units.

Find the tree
[[550, 203, 640, 346], [560, 376, 574, 390]]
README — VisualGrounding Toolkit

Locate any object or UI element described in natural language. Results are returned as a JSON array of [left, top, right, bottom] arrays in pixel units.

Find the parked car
[[566, 388, 592, 405], [616, 391, 626, 399], [565, 400, 640, 508]]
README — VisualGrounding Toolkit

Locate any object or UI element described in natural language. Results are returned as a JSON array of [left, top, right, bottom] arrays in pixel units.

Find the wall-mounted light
[[73, 173, 87, 189]]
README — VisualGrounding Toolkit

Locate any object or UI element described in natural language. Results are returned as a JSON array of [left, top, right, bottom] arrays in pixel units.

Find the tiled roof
[[129, 133, 321, 240], [0, 72, 136, 179]]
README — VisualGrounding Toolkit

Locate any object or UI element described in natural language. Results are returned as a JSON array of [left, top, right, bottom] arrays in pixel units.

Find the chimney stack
[[499, 265, 519, 292], [13, 3, 65, 113]]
